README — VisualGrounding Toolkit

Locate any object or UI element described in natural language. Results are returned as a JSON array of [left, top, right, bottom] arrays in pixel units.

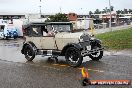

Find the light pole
[[109, 0, 112, 31], [39, 6, 42, 16], [39, 0, 42, 19]]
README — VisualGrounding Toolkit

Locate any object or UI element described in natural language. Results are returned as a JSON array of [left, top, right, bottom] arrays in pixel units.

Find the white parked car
[[21, 22, 103, 67], [0, 24, 18, 39], [0, 25, 5, 38]]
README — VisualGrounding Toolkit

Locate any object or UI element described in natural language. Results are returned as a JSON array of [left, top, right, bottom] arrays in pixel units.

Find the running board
[[36, 50, 61, 56]]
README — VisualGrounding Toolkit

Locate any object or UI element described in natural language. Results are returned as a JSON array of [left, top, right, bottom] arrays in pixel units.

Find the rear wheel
[[89, 44, 103, 61], [24, 45, 36, 61], [65, 47, 83, 67]]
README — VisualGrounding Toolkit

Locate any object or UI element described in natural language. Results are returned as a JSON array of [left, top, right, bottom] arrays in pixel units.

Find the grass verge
[[96, 28, 132, 50]]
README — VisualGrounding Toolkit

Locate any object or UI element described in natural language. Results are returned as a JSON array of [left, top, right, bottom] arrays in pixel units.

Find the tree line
[[45, 6, 132, 22], [89, 6, 132, 15]]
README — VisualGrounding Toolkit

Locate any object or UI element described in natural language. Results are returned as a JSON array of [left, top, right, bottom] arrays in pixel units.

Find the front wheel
[[89, 44, 103, 61], [13, 36, 17, 39], [65, 47, 83, 67], [23, 45, 36, 61]]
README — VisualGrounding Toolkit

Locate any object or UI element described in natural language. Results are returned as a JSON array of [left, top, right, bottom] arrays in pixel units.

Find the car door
[[30, 25, 42, 49], [41, 36, 57, 49], [41, 25, 57, 50]]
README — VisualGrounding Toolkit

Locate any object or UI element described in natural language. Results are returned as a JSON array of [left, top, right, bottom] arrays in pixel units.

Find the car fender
[[90, 39, 101, 47], [21, 41, 36, 54], [60, 43, 83, 56]]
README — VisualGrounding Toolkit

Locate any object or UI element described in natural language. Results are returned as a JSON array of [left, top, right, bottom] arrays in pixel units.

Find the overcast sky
[[0, 0, 131, 14]]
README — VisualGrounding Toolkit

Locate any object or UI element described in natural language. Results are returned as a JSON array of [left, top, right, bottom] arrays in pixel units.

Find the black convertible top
[[23, 22, 72, 29]]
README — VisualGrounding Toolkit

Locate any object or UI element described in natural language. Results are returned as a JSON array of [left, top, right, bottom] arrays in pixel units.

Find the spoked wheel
[[89, 44, 103, 61], [65, 47, 83, 67], [24, 45, 36, 61]]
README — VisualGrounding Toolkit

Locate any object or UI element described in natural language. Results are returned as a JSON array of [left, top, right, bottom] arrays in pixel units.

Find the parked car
[[0, 25, 5, 39], [21, 22, 104, 67], [0, 24, 18, 39]]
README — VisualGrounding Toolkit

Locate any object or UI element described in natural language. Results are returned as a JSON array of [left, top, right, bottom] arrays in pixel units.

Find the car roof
[[31, 22, 72, 25], [23, 22, 72, 29]]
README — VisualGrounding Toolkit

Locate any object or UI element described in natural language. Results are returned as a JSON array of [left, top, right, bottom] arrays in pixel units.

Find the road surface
[[0, 39, 131, 88]]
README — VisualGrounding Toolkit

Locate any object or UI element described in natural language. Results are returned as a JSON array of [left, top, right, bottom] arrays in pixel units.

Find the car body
[[0, 24, 18, 39], [21, 22, 103, 67]]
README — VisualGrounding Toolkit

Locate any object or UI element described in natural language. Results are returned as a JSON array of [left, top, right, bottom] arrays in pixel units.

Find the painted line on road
[[52, 64, 70, 67], [78, 68, 104, 73], [0, 58, 105, 73], [88, 69, 104, 73]]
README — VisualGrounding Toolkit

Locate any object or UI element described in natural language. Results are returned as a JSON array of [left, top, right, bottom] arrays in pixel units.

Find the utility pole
[[39, 0, 42, 19], [60, 7, 62, 13], [109, 0, 112, 31]]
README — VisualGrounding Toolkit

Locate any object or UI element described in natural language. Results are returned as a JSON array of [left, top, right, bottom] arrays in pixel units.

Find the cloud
[[0, 0, 17, 3], [0, 0, 131, 13]]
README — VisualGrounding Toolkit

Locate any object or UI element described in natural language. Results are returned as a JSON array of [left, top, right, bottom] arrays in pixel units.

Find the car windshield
[[47, 25, 71, 32]]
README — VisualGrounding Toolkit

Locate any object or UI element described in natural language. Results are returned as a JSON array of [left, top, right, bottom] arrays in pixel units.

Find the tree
[[121, 10, 125, 14], [124, 9, 128, 14], [94, 9, 101, 14], [101, 6, 114, 14], [128, 9, 132, 13], [116, 10, 121, 14], [105, 7, 108, 13], [110, 6, 114, 11], [45, 13, 69, 22], [102, 8, 107, 14], [89, 11, 93, 17], [107, 9, 110, 13]]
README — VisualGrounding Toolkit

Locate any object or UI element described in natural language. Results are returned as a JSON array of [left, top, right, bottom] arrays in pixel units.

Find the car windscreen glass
[[52, 25, 71, 32]]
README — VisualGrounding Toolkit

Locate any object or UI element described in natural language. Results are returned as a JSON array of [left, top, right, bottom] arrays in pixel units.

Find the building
[[0, 12, 131, 26], [0, 12, 25, 20]]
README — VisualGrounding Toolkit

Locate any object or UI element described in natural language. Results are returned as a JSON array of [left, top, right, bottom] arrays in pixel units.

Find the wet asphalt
[[0, 39, 132, 88]]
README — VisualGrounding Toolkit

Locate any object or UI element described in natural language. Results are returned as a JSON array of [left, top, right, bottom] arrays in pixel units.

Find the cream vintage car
[[21, 22, 103, 67]]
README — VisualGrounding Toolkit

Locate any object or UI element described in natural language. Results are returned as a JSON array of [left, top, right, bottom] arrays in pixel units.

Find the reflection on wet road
[[0, 39, 132, 88]]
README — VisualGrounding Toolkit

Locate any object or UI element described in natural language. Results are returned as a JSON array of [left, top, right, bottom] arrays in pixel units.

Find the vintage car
[[21, 22, 103, 67]]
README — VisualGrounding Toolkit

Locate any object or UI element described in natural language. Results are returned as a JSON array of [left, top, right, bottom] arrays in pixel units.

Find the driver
[[47, 30, 55, 36], [47, 25, 56, 36]]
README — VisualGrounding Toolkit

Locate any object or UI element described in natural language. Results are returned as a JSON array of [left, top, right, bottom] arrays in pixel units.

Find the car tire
[[24, 45, 36, 61], [65, 47, 83, 67], [14, 36, 17, 39], [5, 37, 8, 40], [89, 44, 103, 61]]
